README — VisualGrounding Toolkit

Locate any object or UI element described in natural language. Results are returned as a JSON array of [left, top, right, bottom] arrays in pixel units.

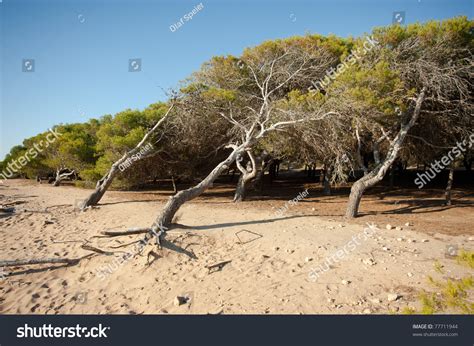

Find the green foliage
[[457, 250, 474, 269], [417, 276, 474, 314], [407, 253, 474, 315], [2, 16, 472, 189]]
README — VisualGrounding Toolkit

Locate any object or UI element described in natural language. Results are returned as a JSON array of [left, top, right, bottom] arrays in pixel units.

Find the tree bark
[[79, 105, 173, 209], [233, 151, 257, 202], [323, 164, 332, 196], [146, 146, 244, 245], [53, 169, 76, 187], [171, 176, 177, 194], [345, 87, 426, 218], [252, 155, 273, 192], [389, 166, 395, 189], [445, 166, 454, 206], [79, 166, 119, 208], [355, 126, 368, 175]]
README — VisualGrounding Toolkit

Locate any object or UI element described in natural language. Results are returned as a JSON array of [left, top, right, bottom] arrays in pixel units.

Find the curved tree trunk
[[79, 105, 173, 209], [145, 146, 244, 246], [345, 87, 426, 218], [79, 166, 120, 208], [233, 175, 248, 202], [53, 169, 76, 187], [445, 165, 454, 206], [233, 151, 257, 202]]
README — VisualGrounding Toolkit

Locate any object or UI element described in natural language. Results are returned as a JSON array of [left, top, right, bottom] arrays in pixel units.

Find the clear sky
[[0, 0, 472, 159]]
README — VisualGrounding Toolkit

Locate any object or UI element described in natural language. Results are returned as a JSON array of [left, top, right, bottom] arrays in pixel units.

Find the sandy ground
[[0, 179, 472, 314]]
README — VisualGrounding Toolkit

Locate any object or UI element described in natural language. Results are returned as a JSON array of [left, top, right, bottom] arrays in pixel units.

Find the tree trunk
[[389, 166, 395, 189], [345, 87, 426, 218], [53, 169, 62, 187], [233, 175, 248, 202], [323, 164, 332, 196], [53, 169, 76, 187], [445, 166, 454, 206], [146, 146, 244, 245], [253, 156, 273, 192], [171, 176, 177, 194], [80, 105, 173, 209], [355, 126, 368, 175], [80, 166, 119, 208], [233, 151, 257, 202]]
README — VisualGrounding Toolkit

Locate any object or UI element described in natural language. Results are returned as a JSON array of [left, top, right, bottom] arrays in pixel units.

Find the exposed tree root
[[101, 227, 151, 237], [0, 256, 86, 267], [80, 244, 116, 256]]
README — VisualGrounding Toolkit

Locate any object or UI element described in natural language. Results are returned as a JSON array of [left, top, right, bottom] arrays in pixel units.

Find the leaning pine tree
[[79, 104, 174, 209], [342, 18, 473, 217]]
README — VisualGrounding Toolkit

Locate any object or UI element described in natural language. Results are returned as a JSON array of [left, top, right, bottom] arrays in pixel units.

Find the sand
[[0, 179, 472, 314]]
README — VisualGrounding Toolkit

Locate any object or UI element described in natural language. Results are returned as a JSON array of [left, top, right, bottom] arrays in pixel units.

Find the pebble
[[370, 298, 381, 304], [421, 239, 429, 243], [363, 258, 376, 266], [407, 239, 415, 243], [405, 222, 411, 227], [305, 257, 313, 262], [407, 272, 414, 277], [387, 293, 400, 302], [173, 296, 187, 306], [363, 308, 371, 314], [397, 238, 403, 242], [341, 280, 351, 285], [382, 246, 390, 251], [327, 298, 335, 303], [469, 236, 474, 242], [395, 226, 403, 231], [386, 224, 393, 230]]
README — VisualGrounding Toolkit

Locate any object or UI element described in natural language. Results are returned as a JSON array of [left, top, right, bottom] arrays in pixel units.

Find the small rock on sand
[[387, 293, 400, 302], [173, 296, 188, 306], [363, 258, 376, 266], [386, 224, 393, 230]]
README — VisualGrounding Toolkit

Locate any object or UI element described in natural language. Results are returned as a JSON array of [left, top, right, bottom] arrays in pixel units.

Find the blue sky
[[0, 0, 472, 159]]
